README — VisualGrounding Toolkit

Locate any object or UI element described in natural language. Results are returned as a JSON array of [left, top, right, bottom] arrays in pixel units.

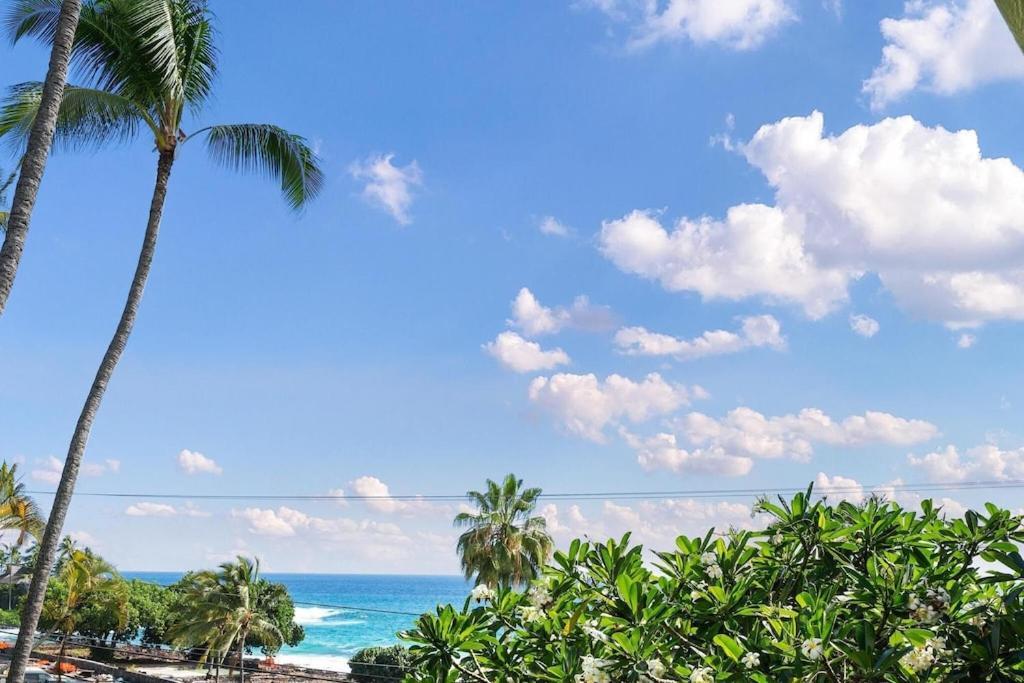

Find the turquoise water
[[125, 572, 471, 669]]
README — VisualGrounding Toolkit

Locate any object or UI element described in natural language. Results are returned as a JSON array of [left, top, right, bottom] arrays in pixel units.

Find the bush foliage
[[402, 490, 1024, 681], [349, 644, 410, 682]]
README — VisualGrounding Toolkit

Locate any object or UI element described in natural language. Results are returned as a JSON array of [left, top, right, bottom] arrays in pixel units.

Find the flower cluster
[[469, 584, 495, 602], [899, 637, 946, 674], [576, 655, 610, 683], [699, 550, 723, 580]]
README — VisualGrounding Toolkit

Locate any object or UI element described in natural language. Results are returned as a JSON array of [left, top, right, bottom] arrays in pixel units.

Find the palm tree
[[0, 0, 82, 316], [0, 3, 322, 680], [997, 1, 1024, 53], [0, 169, 17, 232], [0, 463, 44, 610], [454, 474, 553, 588], [170, 557, 283, 683], [39, 547, 127, 680]]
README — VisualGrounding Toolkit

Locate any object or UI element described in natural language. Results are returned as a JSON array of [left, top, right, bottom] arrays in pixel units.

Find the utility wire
[[23, 478, 1024, 502]]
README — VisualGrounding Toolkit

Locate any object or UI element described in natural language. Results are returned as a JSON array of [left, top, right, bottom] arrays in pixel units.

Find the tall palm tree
[[170, 557, 283, 683], [0, 169, 17, 232], [0, 4, 322, 682], [0, 0, 81, 316], [997, 1, 1024, 53], [39, 547, 127, 680], [454, 474, 553, 588]]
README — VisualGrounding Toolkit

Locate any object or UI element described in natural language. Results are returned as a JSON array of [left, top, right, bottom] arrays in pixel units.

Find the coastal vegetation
[[455, 473, 553, 588], [406, 489, 1024, 682], [348, 645, 410, 683], [0, 1, 323, 675]]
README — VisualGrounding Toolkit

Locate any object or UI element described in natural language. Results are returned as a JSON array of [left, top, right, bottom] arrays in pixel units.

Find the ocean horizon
[[124, 572, 474, 671]]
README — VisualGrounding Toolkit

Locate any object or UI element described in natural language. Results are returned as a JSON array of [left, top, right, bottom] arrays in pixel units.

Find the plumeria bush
[[402, 490, 1024, 681]]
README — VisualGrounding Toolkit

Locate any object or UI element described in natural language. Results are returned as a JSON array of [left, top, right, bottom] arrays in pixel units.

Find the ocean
[[125, 572, 472, 671]]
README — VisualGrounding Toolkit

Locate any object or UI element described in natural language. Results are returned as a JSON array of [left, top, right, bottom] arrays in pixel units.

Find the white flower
[[700, 551, 717, 566], [470, 584, 495, 602], [582, 619, 609, 643], [689, 667, 713, 683], [645, 659, 666, 679], [518, 605, 543, 624], [706, 563, 723, 580], [912, 604, 938, 623], [528, 584, 552, 608], [927, 637, 948, 656], [771, 533, 783, 545], [899, 644, 936, 673], [801, 638, 823, 660], [576, 655, 611, 683], [908, 595, 921, 610], [741, 651, 760, 668]]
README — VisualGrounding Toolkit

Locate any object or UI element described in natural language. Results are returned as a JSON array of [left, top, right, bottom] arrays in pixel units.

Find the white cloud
[[31, 456, 119, 484], [957, 332, 977, 348], [908, 444, 1024, 482], [622, 429, 754, 476], [677, 406, 938, 461], [508, 287, 614, 337], [849, 314, 880, 338], [483, 331, 571, 373], [590, 0, 796, 50], [601, 112, 1024, 327], [614, 314, 785, 359], [538, 215, 571, 237], [177, 449, 222, 476], [233, 507, 299, 536], [347, 476, 443, 515], [529, 372, 701, 442], [864, 0, 1024, 109], [814, 472, 865, 503], [125, 501, 210, 518], [349, 153, 423, 225]]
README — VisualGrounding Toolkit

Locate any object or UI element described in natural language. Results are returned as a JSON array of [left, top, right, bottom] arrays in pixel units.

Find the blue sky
[[3, 0, 1024, 573]]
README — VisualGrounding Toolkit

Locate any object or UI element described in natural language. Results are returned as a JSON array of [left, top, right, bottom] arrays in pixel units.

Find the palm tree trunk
[[56, 635, 67, 683], [0, 0, 82, 317], [5, 149, 175, 683], [237, 629, 247, 683]]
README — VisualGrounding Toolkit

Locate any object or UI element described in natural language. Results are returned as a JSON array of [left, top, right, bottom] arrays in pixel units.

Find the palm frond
[[200, 124, 323, 211], [4, 0, 63, 43], [0, 82, 146, 154]]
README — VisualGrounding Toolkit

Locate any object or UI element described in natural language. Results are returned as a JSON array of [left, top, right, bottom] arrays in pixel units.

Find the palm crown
[[455, 473, 553, 588], [2, 0, 322, 209]]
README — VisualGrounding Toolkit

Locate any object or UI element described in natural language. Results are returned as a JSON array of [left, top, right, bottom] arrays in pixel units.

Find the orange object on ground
[[53, 662, 77, 674]]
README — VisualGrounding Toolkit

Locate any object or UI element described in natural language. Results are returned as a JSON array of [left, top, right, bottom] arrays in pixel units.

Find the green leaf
[[713, 634, 743, 662]]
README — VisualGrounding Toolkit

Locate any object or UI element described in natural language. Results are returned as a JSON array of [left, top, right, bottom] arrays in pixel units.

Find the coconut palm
[[0, 0, 81, 316], [0, 3, 322, 678], [0, 463, 44, 611], [455, 474, 553, 588], [39, 547, 127, 680], [997, 1, 1024, 53], [0, 169, 17, 233], [170, 557, 283, 683]]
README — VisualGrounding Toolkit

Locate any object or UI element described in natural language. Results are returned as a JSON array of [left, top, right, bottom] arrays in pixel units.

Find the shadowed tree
[[0, 0, 81, 317], [0, 3, 322, 681], [455, 474, 553, 588], [170, 557, 284, 683], [0, 463, 44, 610]]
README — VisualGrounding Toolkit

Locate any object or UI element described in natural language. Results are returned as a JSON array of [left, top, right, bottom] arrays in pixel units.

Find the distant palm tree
[[40, 546, 127, 680], [0, 2, 322, 676], [170, 557, 283, 683], [0, 463, 44, 610], [455, 474, 553, 588], [0, 0, 81, 317], [0, 170, 16, 233]]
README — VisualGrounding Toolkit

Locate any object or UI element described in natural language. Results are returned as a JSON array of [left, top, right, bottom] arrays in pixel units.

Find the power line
[[23, 478, 1024, 502]]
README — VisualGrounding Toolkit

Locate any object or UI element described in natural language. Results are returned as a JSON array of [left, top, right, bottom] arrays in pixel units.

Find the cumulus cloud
[[508, 288, 615, 337], [347, 476, 444, 515], [349, 153, 423, 225], [622, 429, 754, 476], [957, 332, 977, 348], [864, 0, 1024, 109], [600, 112, 1024, 328], [588, 0, 796, 50], [814, 472, 865, 503], [538, 216, 571, 237], [849, 314, 880, 338], [908, 444, 1024, 482], [177, 449, 222, 476], [529, 372, 703, 442], [125, 502, 210, 518], [614, 314, 784, 359], [677, 407, 939, 462], [483, 331, 571, 373], [31, 456, 119, 484]]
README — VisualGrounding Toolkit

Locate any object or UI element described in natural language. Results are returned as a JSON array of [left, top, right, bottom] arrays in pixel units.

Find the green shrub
[[0, 608, 19, 627], [402, 489, 1024, 681], [348, 645, 410, 682]]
